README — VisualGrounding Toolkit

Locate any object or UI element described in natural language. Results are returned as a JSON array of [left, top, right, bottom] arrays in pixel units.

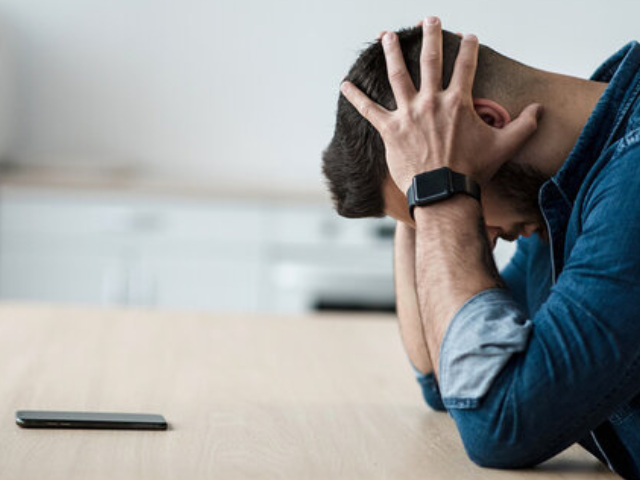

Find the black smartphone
[[15, 410, 168, 430]]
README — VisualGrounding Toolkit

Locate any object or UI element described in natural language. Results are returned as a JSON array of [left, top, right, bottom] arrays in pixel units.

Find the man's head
[[322, 26, 550, 245]]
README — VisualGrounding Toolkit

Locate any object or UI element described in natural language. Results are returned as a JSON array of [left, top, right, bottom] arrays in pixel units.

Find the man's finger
[[497, 103, 543, 157], [340, 81, 388, 129], [420, 16, 443, 93], [450, 34, 479, 94], [382, 31, 416, 107]]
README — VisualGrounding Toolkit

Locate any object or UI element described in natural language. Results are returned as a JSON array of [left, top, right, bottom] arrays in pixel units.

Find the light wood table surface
[[0, 303, 618, 480]]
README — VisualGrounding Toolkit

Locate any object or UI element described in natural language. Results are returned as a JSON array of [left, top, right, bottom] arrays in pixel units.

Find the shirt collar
[[552, 41, 640, 203]]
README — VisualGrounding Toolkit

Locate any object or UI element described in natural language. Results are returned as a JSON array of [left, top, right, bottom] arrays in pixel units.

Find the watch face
[[414, 168, 452, 201]]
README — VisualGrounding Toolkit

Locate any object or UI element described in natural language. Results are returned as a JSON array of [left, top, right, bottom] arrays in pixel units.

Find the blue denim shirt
[[412, 42, 640, 479]]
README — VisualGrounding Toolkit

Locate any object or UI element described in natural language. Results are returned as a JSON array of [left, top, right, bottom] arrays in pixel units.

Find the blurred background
[[0, 0, 636, 314]]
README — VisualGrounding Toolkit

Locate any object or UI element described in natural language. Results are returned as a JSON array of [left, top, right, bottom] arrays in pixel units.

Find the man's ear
[[473, 98, 512, 129]]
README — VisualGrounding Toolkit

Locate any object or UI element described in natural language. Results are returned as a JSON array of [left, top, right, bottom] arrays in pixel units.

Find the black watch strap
[[407, 167, 481, 219]]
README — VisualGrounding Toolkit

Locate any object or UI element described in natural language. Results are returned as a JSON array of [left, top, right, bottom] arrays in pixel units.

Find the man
[[322, 16, 640, 480]]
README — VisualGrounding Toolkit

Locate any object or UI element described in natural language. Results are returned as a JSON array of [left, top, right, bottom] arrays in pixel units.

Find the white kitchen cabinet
[[0, 250, 125, 305], [131, 238, 265, 311], [0, 186, 269, 311], [131, 255, 262, 311]]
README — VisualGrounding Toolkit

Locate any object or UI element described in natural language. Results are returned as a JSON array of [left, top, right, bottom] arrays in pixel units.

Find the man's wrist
[[406, 168, 481, 219], [413, 193, 482, 227]]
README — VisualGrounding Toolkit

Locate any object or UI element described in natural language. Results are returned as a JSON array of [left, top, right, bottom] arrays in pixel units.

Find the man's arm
[[395, 216, 533, 378], [394, 221, 446, 411], [393, 221, 433, 374], [414, 196, 503, 376]]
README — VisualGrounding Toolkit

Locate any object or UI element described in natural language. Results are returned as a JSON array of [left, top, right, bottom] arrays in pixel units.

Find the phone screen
[[16, 410, 168, 430]]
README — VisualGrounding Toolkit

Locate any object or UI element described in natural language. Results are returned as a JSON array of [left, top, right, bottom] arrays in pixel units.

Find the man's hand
[[341, 16, 543, 192]]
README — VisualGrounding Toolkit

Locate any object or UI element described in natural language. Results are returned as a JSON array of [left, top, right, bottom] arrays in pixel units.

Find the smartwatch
[[406, 167, 481, 219]]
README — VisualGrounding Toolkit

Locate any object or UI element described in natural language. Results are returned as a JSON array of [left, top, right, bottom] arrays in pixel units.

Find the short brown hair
[[322, 26, 529, 218]]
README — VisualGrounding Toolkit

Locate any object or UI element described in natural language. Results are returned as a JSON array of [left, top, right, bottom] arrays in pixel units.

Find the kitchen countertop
[[0, 164, 329, 203]]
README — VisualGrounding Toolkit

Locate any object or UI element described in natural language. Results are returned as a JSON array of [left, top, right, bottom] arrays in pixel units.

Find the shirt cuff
[[410, 363, 446, 411], [438, 288, 533, 410]]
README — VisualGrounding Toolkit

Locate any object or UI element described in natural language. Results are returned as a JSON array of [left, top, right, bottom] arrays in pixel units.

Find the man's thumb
[[500, 103, 544, 154]]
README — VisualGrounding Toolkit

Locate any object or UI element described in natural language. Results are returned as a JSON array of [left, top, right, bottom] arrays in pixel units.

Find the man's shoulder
[[579, 127, 640, 217], [583, 98, 640, 189]]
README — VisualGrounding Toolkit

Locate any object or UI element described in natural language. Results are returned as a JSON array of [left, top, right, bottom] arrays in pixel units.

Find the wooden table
[[0, 304, 617, 479]]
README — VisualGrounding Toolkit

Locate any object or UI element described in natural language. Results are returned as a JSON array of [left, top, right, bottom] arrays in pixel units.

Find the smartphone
[[15, 410, 168, 430]]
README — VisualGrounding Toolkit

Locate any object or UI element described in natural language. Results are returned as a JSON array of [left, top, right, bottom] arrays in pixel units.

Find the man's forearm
[[393, 222, 433, 374], [414, 195, 503, 377]]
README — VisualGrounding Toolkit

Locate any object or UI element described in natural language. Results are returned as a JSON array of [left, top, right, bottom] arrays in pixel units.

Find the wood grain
[[0, 303, 617, 479]]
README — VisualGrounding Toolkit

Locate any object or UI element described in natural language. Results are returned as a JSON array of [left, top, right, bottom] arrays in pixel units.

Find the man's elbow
[[464, 439, 541, 470], [455, 413, 546, 469]]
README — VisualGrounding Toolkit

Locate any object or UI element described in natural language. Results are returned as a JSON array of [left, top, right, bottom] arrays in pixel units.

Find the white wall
[[0, 0, 638, 192]]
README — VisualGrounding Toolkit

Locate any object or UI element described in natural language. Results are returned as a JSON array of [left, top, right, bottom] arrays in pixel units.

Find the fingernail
[[340, 82, 349, 93], [426, 16, 438, 25], [464, 33, 477, 42], [383, 32, 394, 44]]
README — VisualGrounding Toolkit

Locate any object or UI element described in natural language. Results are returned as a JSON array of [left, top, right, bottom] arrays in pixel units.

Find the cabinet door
[[0, 188, 268, 310], [128, 205, 267, 312], [0, 188, 136, 305], [133, 255, 263, 312], [0, 251, 127, 305]]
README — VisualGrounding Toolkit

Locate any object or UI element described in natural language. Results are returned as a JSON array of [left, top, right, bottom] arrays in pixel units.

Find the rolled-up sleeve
[[438, 288, 533, 409]]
